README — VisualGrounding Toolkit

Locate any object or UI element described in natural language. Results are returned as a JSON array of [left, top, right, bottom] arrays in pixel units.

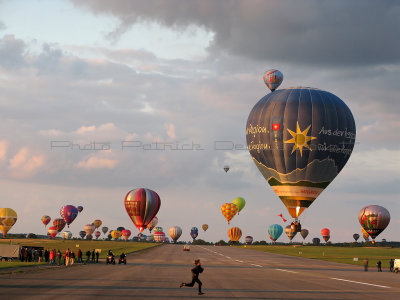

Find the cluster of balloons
[[42, 204, 84, 239], [221, 197, 246, 224]]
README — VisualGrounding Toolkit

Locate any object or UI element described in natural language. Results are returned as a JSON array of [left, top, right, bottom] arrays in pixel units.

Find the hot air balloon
[[154, 226, 163, 233], [147, 216, 158, 232], [53, 218, 66, 232], [268, 224, 283, 242], [124, 188, 161, 232], [263, 69, 283, 92], [321, 228, 330, 242], [86, 234, 93, 240], [232, 197, 246, 214], [62, 231, 72, 239], [284, 225, 297, 241], [202, 224, 208, 232], [190, 227, 198, 241], [277, 214, 287, 222], [121, 229, 131, 241], [358, 205, 390, 241], [117, 226, 125, 232], [223, 166, 230, 173], [41, 215, 51, 227], [154, 231, 165, 243], [94, 231, 101, 239], [228, 227, 242, 242], [146, 235, 153, 242], [312, 237, 320, 245], [300, 229, 309, 240], [84, 223, 95, 236], [221, 203, 238, 224], [169, 226, 182, 243], [353, 233, 360, 242], [246, 87, 356, 230], [0, 208, 18, 237], [101, 226, 108, 235], [60, 205, 79, 227], [361, 227, 370, 241], [111, 230, 121, 240], [48, 226, 58, 238], [245, 236, 253, 245], [93, 220, 102, 229], [77, 206, 83, 213], [79, 231, 86, 239]]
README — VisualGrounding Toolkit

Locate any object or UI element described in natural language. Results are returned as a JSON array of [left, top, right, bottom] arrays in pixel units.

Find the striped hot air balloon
[[169, 226, 182, 243], [124, 188, 161, 232], [221, 203, 238, 224], [228, 227, 242, 242], [154, 231, 165, 243]]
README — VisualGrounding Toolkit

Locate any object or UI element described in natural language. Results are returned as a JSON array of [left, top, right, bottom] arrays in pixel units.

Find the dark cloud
[[0, 34, 27, 69], [70, 0, 400, 66]]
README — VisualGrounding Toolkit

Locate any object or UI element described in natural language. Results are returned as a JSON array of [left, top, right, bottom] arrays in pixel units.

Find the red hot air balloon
[[121, 229, 132, 241], [53, 218, 66, 232], [321, 228, 330, 242], [124, 188, 161, 232], [95, 231, 101, 239], [41, 215, 51, 227], [48, 226, 58, 238], [60, 205, 79, 227]]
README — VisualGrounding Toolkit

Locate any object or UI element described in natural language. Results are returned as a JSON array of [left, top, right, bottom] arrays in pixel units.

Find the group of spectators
[[19, 247, 101, 265]]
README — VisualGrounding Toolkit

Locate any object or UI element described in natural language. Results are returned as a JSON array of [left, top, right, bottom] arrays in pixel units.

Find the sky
[[0, 0, 399, 243]]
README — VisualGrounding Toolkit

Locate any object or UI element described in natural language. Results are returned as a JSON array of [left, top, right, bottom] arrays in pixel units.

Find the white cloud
[[8, 148, 45, 178], [76, 156, 118, 169]]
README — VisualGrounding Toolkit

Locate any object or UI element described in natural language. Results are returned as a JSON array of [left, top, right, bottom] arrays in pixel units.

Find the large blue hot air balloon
[[246, 87, 356, 224], [190, 227, 198, 240], [267, 224, 283, 242]]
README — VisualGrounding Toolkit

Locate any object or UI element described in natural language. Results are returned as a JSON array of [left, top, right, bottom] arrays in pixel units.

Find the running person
[[180, 259, 204, 295]]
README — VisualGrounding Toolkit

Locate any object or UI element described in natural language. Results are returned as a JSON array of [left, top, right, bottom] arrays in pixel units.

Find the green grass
[[241, 245, 400, 268], [0, 238, 160, 269]]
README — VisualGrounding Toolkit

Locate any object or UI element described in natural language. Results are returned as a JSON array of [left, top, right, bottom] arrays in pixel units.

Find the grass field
[[0, 239, 160, 269], [242, 245, 400, 269]]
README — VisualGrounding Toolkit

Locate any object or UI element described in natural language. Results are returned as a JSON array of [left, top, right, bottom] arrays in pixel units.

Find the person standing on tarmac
[[180, 259, 204, 295], [377, 260, 382, 272]]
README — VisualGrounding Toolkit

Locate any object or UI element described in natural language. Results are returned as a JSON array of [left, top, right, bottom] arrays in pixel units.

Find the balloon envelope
[[147, 216, 158, 232], [93, 220, 102, 229], [95, 231, 101, 239], [53, 218, 66, 232], [79, 231, 86, 239], [358, 205, 390, 240], [0, 208, 18, 237], [190, 227, 198, 240], [48, 226, 58, 238], [77, 206, 83, 213], [62, 231, 72, 239], [154, 231, 165, 243], [268, 224, 283, 242], [101, 226, 108, 234], [60, 205, 79, 226], [221, 203, 238, 224], [263, 69, 283, 92], [353, 233, 360, 241], [124, 188, 161, 232], [300, 229, 309, 240], [202, 224, 208, 232], [228, 227, 242, 242], [284, 225, 297, 241], [84, 224, 95, 236], [312, 237, 320, 245], [245, 236, 253, 245], [223, 166, 230, 173], [41, 215, 51, 227], [169, 226, 182, 242], [121, 229, 131, 241], [246, 87, 356, 219], [232, 197, 246, 213], [154, 226, 163, 233], [111, 230, 121, 240]]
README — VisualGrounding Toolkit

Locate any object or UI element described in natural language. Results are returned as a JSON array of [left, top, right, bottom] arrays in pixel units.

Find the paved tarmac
[[0, 244, 399, 299]]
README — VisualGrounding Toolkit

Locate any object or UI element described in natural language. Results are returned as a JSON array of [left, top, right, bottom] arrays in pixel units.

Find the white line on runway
[[235, 260, 243, 263], [225, 256, 231, 259], [275, 268, 299, 274], [250, 263, 263, 267], [330, 277, 390, 289]]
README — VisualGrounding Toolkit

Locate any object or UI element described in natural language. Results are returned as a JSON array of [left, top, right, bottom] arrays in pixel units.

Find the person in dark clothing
[[91, 249, 95, 263], [86, 250, 91, 264], [180, 259, 204, 295], [95, 251, 99, 263], [363, 258, 368, 271], [44, 249, 49, 263], [389, 259, 394, 272], [377, 260, 382, 272]]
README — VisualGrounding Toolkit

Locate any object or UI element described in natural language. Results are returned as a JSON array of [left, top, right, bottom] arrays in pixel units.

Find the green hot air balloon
[[267, 224, 283, 242], [232, 197, 246, 214], [246, 87, 356, 228]]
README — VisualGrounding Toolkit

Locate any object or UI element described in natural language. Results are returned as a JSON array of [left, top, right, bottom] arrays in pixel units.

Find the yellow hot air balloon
[[0, 208, 18, 237], [111, 230, 121, 240], [93, 219, 102, 229], [221, 203, 238, 224], [228, 227, 242, 242], [202, 224, 208, 232]]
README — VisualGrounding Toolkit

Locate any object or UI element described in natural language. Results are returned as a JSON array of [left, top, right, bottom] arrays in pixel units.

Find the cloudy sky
[[1, 0, 399, 243]]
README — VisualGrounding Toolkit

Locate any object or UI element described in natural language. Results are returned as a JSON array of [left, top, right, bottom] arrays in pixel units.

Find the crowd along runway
[[0, 244, 399, 299]]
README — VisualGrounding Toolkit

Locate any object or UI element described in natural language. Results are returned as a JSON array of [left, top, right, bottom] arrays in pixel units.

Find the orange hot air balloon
[[221, 203, 238, 224], [228, 227, 242, 242], [93, 219, 102, 229], [321, 228, 330, 242], [202, 224, 208, 232], [48, 226, 58, 238]]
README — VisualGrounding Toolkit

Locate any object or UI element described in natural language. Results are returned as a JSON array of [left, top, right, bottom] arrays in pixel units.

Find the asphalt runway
[[0, 244, 399, 299]]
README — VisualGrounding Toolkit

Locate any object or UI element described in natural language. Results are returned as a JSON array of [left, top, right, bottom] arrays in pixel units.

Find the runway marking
[[235, 260, 243, 263], [225, 256, 231, 259], [275, 268, 299, 274], [330, 277, 390, 289], [250, 264, 263, 267]]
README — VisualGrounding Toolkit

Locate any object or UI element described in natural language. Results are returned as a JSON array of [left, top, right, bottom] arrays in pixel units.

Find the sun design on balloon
[[284, 122, 316, 156]]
